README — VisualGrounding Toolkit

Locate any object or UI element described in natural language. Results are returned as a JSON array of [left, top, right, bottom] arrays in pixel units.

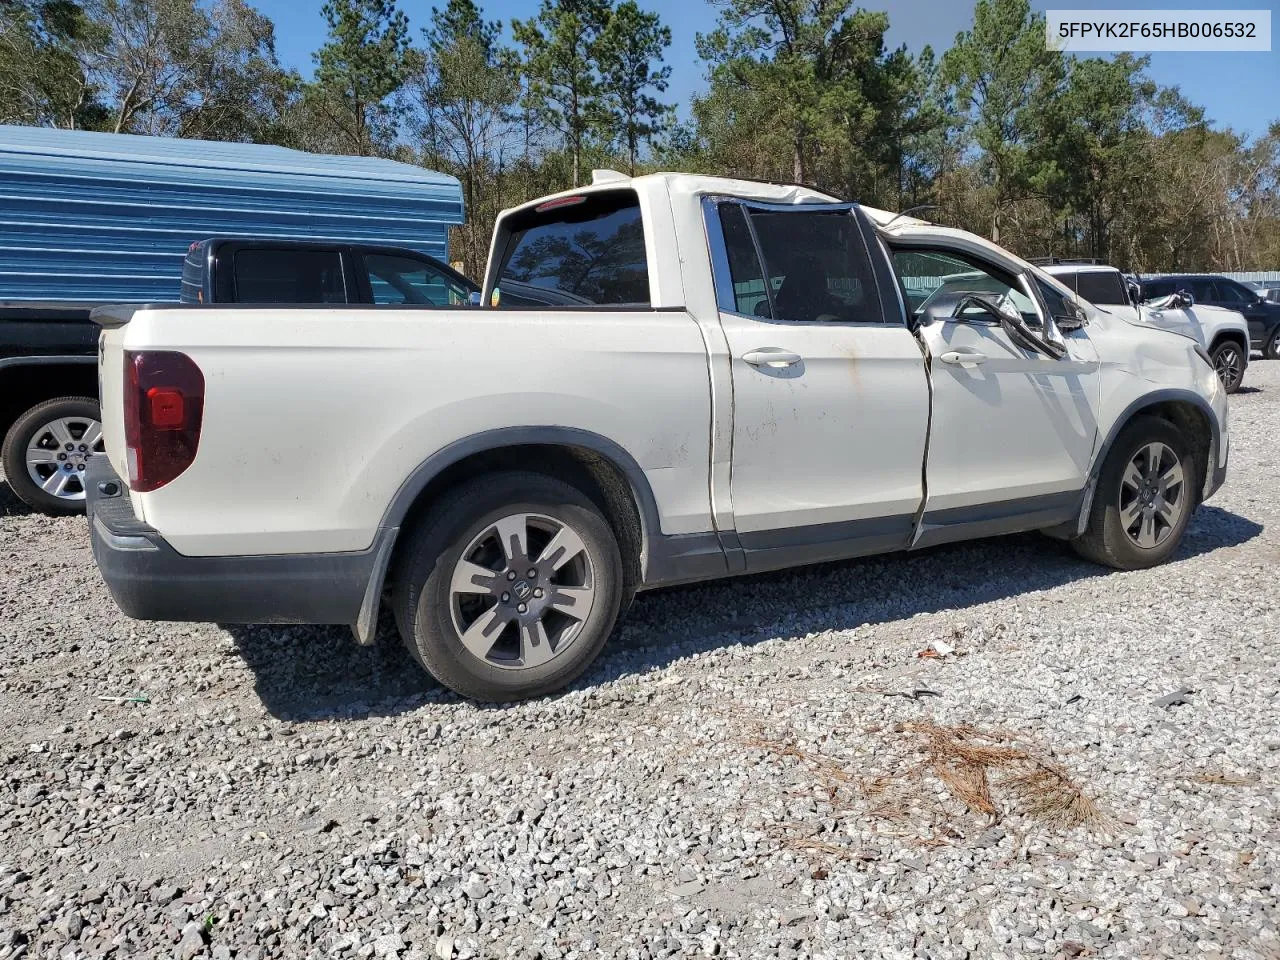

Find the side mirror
[[1171, 289, 1194, 309], [1125, 279, 1142, 305], [1054, 311, 1085, 333]]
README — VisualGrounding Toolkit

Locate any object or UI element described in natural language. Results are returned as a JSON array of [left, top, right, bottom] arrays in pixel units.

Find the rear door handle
[[742, 348, 802, 368], [939, 350, 987, 368]]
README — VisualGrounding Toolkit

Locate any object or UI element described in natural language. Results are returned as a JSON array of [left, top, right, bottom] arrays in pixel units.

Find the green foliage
[[1, 0, 1276, 274], [596, 0, 670, 174], [512, 0, 610, 185], [940, 0, 1066, 241], [310, 0, 411, 155]]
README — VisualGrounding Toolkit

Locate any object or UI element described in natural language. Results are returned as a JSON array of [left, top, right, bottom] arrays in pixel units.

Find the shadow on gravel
[[0, 477, 34, 517], [225, 504, 1261, 720]]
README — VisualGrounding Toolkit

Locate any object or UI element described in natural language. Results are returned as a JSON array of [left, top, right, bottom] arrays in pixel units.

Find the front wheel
[[1072, 416, 1197, 570], [1209, 340, 1245, 393], [1, 397, 104, 514], [393, 471, 624, 702]]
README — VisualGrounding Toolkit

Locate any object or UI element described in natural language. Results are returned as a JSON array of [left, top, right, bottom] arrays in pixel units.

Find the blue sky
[[252, 0, 1280, 139]]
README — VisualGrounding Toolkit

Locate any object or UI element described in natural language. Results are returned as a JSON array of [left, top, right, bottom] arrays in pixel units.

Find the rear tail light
[[123, 351, 204, 492]]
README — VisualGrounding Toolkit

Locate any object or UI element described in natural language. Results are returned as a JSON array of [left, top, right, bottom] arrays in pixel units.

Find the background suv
[[1142, 274, 1280, 359]]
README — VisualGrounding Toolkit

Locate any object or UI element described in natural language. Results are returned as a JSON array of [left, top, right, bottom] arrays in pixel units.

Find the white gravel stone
[[1, 365, 1278, 959]]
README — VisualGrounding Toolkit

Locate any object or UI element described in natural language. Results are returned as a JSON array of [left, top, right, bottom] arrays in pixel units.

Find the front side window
[[1188, 278, 1216, 302], [496, 191, 649, 307], [893, 248, 1040, 327], [1142, 278, 1174, 300], [233, 249, 346, 304], [365, 254, 472, 306]]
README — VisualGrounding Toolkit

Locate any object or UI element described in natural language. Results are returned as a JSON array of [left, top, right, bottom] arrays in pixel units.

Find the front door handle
[[939, 349, 987, 368], [742, 348, 802, 368]]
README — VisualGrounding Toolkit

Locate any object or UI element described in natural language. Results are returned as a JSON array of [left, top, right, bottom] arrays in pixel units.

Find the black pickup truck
[[1, 240, 477, 513]]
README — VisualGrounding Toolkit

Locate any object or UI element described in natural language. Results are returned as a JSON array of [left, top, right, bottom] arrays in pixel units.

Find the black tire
[[1209, 340, 1245, 394], [392, 471, 624, 702], [1265, 325, 1280, 361], [1071, 416, 1198, 570], [1, 396, 103, 515]]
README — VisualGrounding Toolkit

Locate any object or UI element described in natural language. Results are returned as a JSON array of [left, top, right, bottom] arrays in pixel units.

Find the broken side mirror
[[1171, 289, 1194, 309]]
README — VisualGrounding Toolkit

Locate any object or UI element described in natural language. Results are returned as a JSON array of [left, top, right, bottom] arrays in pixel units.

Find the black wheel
[[1072, 416, 1198, 570], [393, 471, 624, 702], [1209, 340, 1245, 393], [1, 397, 104, 514], [1265, 325, 1280, 360]]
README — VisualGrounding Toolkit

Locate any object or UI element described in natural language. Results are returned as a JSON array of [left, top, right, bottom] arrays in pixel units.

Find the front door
[[892, 246, 1101, 547], [708, 201, 931, 571]]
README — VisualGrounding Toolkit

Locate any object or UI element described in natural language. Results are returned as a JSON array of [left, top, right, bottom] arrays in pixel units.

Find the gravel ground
[[2, 367, 1278, 960]]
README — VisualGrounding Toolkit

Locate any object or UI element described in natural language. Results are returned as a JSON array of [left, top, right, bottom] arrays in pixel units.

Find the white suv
[[1044, 262, 1249, 393]]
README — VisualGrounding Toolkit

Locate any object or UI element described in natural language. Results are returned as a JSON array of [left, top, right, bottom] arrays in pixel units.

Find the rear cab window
[[233, 249, 348, 304], [493, 191, 650, 307]]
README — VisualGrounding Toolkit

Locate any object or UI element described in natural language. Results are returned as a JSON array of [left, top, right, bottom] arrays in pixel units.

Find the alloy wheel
[[1118, 441, 1187, 549], [1213, 345, 1242, 389], [449, 512, 596, 671], [24, 416, 104, 502]]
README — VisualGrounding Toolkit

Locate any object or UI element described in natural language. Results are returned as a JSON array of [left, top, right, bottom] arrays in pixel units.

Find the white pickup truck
[[87, 172, 1229, 701]]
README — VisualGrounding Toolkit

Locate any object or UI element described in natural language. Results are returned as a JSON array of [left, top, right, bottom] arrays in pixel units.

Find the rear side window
[[496, 191, 649, 307], [714, 203, 882, 323], [365, 254, 472, 306], [233, 249, 347, 304], [1066, 270, 1128, 306], [1213, 280, 1251, 304]]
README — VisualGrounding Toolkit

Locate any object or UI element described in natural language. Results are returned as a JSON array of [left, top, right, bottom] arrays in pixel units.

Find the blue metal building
[[0, 126, 465, 302]]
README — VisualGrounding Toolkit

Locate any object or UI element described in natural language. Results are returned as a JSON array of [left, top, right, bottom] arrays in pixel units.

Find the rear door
[[1212, 278, 1268, 344], [706, 199, 930, 570], [892, 246, 1100, 546]]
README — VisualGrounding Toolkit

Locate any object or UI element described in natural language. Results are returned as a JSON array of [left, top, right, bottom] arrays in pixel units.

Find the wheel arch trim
[[1066, 388, 1222, 538]]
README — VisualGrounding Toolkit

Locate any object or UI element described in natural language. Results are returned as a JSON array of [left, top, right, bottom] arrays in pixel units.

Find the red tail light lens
[[123, 351, 204, 492]]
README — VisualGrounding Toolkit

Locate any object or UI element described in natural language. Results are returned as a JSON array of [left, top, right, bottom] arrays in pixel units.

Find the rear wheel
[[1072, 416, 1197, 570], [1, 397, 104, 514], [393, 471, 624, 702], [1265, 325, 1280, 360], [1209, 340, 1245, 393]]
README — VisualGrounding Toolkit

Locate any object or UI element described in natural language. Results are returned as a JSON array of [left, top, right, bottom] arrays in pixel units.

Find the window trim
[[700, 195, 894, 326]]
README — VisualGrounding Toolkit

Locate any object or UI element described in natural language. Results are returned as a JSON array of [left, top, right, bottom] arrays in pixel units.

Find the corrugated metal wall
[[0, 126, 464, 302], [1142, 271, 1280, 285]]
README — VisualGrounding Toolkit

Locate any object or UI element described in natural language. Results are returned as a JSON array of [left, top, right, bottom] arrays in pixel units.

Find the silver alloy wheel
[[1213, 344, 1242, 388], [449, 512, 596, 671], [24, 416, 104, 502], [1118, 441, 1186, 549]]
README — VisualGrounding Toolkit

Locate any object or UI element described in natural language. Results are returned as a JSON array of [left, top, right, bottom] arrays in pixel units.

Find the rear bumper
[[86, 458, 387, 626]]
